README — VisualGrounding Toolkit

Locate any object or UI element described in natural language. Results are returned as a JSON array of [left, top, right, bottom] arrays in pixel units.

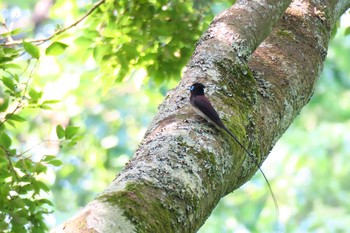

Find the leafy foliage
[[0, 4, 81, 231], [0, 43, 79, 231], [75, 0, 216, 85]]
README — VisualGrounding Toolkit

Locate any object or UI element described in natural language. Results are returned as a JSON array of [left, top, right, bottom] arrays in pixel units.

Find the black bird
[[189, 82, 279, 213]]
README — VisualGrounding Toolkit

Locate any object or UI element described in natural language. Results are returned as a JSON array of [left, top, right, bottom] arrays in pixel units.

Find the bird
[[189, 82, 279, 214]]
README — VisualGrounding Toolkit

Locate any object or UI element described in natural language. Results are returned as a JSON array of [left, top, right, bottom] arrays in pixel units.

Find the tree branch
[[196, 0, 293, 61], [1, 0, 105, 46]]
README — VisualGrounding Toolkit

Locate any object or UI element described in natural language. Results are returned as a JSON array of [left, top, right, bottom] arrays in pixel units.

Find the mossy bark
[[52, 0, 350, 232]]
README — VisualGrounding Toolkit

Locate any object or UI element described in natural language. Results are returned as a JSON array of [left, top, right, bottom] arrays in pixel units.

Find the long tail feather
[[222, 125, 279, 215]]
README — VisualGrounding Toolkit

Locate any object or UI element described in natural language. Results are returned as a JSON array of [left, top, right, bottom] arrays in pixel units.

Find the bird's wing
[[192, 95, 224, 128]]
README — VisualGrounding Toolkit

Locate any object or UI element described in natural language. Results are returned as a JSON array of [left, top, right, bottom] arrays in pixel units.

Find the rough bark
[[52, 0, 350, 232]]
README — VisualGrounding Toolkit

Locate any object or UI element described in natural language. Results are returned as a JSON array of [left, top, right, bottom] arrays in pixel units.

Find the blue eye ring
[[190, 86, 195, 91]]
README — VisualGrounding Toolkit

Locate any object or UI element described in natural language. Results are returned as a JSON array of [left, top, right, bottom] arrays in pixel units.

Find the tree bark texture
[[52, 0, 350, 232]]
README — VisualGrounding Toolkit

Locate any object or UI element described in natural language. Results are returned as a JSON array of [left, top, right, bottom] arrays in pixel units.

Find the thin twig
[[19, 58, 32, 77], [22, 59, 39, 100], [0, 145, 20, 182], [2, 0, 106, 46], [20, 139, 60, 159], [0, 103, 22, 128], [0, 60, 39, 127], [0, 18, 15, 43]]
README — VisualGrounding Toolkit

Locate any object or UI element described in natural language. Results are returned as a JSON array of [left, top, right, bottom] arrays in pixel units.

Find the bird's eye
[[190, 86, 194, 91]]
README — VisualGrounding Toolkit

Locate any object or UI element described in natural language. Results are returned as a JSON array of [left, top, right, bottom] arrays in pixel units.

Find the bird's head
[[189, 82, 205, 96]]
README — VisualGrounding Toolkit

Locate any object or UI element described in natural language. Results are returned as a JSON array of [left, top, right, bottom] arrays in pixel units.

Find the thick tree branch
[[52, 0, 350, 232], [249, 0, 336, 149], [335, 0, 350, 19], [196, 0, 292, 61]]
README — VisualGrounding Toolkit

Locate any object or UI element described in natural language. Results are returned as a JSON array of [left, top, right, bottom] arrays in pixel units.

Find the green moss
[[97, 180, 201, 233], [277, 29, 296, 40], [97, 182, 173, 232], [212, 60, 263, 183]]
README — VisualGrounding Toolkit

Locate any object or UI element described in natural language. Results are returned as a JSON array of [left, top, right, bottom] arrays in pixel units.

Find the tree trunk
[[52, 0, 350, 232]]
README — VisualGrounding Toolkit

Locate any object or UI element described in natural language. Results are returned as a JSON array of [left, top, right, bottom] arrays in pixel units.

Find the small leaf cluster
[[0, 130, 60, 233], [0, 147, 59, 233], [74, 0, 215, 86], [56, 125, 81, 147]]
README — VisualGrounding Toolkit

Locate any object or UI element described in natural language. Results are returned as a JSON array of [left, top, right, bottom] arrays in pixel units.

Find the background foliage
[[0, 0, 349, 232]]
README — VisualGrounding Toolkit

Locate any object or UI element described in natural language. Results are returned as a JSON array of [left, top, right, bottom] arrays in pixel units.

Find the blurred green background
[[0, 0, 349, 232]]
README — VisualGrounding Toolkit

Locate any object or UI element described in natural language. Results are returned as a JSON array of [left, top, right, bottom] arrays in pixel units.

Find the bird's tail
[[222, 125, 279, 216]]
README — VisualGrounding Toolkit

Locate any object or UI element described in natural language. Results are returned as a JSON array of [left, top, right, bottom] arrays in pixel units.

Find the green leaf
[[65, 126, 80, 139], [28, 89, 43, 104], [12, 216, 28, 225], [42, 155, 56, 162], [93, 45, 111, 63], [23, 41, 40, 58], [13, 74, 20, 82], [345, 26, 350, 36], [0, 97, 9, 112], [0, 132, 12, 148], [42, 100, 60, 105], [47, 159, 62, 167], [0, 63, 22, 70], [56, 125, 65, 139], [38, 198, 54, 206], [35, 180, 50, 193], [15, 159, 32, 171], [5, 119, 16, 128], [67, 140, 78, 147], [40, 104, 53, 110], [5, 114, 26, 122], [33, 162, 47, 174], [0, 28, 22, 37], [2, 76, 16, 91], [0, 168, 11, 179], [45, 42, 69, 56], [3, 47, 19, 57], [12, 198, 25, 208], [18, 184, 32, 195], [74, 36, 92, 48]]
